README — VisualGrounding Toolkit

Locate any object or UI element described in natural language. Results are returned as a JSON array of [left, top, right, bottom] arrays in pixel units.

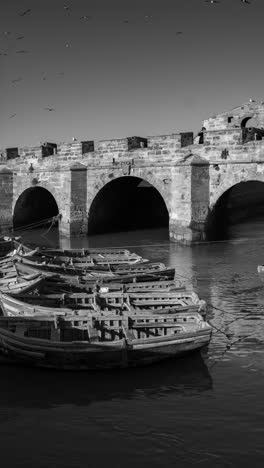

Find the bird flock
[[1, 0, 255, 120]]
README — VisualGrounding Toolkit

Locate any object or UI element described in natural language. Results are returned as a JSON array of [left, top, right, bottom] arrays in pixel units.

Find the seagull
[[19, 9, 31, 17], [44, 107, 55, 111], [9, 114, 16, 119], [57, 72, 65, 75], [240, 0, 251, 4], [2, 31, 11, 35], [16, 35, 25, 40], [64, 5, 71, 11], [0, 52, 8, 56], [11, 77, 23, 83], [65, 43, 71, 48], [176, 31, 183, 35], [16, 50, 28, 53], [204, 0, 220, 3], [80, 15, 92, 21]]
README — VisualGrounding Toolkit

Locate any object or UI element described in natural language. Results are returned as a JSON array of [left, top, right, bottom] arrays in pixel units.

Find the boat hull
[[0, 327, 211, 370], [14, 261, 175, 283]]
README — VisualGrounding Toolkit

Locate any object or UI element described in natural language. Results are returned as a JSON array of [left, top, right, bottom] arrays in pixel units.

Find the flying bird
[[0, 52, 8, 56], [19, 9, 31, 16], [16, 50, 28, 54], [16, 35, 25, 40], [240, 0, 251, 4], [64, 5, 71, 11], [65, 43, 71, 48], [204, 0, 220, 3], [80, 15, 92, 21], [9, 114, 16, 119], [2, 31, 11, 35], [44, 107, 55, 111], [176, 31, 183, 35], [11, 77, 23, 83]]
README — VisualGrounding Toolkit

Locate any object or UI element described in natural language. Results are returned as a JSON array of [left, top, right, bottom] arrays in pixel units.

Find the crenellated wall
[[2, 100, 264, 243]]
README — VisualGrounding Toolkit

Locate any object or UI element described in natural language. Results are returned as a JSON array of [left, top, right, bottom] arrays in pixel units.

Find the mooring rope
[[0, 215, 61, 237]]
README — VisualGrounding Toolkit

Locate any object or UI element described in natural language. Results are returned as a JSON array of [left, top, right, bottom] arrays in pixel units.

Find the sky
[[0, 0, 263, 149]]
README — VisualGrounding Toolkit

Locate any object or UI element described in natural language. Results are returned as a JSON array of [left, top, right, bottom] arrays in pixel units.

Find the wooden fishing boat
[[2, 244, 163, 272], [0, 275, 44, 295], [0, 272, 40, 286], [41, 278, 186, 294], [96, 279, 187, 293], [0, 291, 96, 317], [11, 242, 146, 265], [12, 254, 164, 274], [13, 260, 176, 283], [0, 288, 206, 319], [13, 241, 133, 257], [0, 246, 40, 266], [97, 291, 206, 314], [16, 252, 146, 267], [0, 312, 212, 369], [13, 258, 116, 277]]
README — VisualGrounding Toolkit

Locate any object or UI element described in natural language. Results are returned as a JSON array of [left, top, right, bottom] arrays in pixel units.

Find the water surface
[[2, 221, 264, 467]]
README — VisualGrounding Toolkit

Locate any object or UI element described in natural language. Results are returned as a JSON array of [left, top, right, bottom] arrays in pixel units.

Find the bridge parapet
[[147, 132, 193, 150], [204, 128, 242, 146], [97, 136, 148, 153]]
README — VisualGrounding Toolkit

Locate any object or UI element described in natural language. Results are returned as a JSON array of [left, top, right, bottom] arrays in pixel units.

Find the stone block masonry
[[2, 100, 264, 243]]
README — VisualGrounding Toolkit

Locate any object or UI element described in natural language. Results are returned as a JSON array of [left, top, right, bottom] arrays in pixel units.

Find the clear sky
[[0, 0, 263, 148]]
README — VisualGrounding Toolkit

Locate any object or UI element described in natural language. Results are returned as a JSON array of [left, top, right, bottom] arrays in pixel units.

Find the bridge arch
[[13, 186, 59, 230], [206, 180, 264, 240], [88, 175, 169, 235]]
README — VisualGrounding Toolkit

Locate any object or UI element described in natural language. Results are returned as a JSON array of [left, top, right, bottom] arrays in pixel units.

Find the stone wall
[[1, 100, 264, 242]]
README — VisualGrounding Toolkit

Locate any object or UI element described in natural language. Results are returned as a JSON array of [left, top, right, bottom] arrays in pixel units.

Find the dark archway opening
[[88, 176, 169, 235], [206, 181, 264, 240], [241, 116, 257, 128], [13, 187, 59, 230]]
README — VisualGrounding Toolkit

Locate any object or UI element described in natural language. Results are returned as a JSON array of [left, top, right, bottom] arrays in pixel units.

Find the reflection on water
[[0, 354, 212, 410], [6, 220, 264, 467]]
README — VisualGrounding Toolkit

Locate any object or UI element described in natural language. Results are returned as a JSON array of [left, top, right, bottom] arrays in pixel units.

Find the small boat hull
[[0, 325, 211, 370], [14, 261, 175, 283], [0, 276, 44, 295]]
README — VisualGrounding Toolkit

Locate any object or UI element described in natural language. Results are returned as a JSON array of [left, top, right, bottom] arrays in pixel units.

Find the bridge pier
[[69, 163, 88, 236], [169, 156, 209, 244], [0, 168, 14, 235]]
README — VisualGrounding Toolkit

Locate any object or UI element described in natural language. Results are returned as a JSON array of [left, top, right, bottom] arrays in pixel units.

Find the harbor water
[[1, 220, 264, 467]]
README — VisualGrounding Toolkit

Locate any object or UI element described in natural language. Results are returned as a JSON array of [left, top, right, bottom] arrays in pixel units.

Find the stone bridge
[[1, 100, 264, 243]]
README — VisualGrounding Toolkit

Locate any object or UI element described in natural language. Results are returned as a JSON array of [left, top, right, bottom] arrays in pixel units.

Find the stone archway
[[206, 180, 264, 240], [13, 186, 59, 230], [88, 176, 169, 235]]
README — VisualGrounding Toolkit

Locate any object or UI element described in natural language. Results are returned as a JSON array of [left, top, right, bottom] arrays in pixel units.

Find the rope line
[[1, 215, 60, 236]]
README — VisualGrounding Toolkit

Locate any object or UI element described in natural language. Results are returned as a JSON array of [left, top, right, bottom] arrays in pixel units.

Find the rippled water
[[1, 221, 264, 467]]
